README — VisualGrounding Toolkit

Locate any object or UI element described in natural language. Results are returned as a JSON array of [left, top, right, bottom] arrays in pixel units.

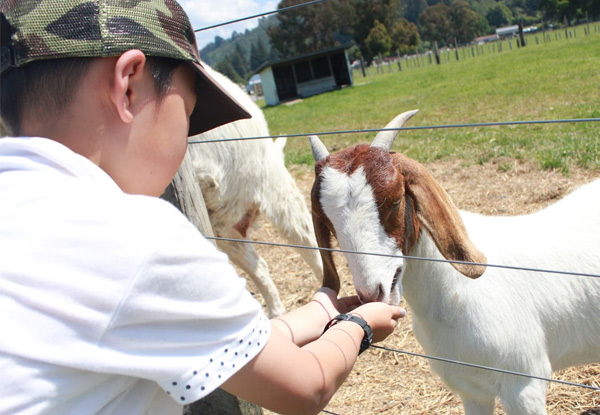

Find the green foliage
[[200, 16, 277, 81], [216, 59, 244, 84], [539, 0, 600, 23], [365, 20, 393, 60], [419, 0, 488, 45], [486, 3, 515, 27], [390, 18, 420, 54], [449, 0, 489, 43], [419, 3, 452, 44], [268, 0, 355, 58], [249, 39, 269, 72], [403, 0, 429, 23]]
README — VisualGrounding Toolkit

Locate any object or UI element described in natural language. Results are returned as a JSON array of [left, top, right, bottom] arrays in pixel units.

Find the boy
[[0, 2, 404, 414]]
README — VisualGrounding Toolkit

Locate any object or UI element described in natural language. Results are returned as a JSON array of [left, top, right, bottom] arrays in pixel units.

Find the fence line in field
[[361, 22, 600, 78]]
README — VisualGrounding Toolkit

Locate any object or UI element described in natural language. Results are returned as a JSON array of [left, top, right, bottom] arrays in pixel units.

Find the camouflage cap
[[0, 0, 251, 136]]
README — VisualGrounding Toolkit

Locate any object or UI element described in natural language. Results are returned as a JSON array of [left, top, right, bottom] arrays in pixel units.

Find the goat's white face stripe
[[319, 166, 405, 302]]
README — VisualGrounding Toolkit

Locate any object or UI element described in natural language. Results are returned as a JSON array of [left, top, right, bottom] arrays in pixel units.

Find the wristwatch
[[323, 314, 373, 355]]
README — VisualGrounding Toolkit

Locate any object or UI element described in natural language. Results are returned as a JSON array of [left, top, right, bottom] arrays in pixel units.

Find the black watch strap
[[322, 314, 373, 355]]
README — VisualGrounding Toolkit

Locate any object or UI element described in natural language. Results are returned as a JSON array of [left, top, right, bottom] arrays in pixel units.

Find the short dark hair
[[0, 56, 181, 136]]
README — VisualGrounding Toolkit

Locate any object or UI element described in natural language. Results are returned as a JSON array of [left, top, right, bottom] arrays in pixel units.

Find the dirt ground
[[238, 158, 600, 415]]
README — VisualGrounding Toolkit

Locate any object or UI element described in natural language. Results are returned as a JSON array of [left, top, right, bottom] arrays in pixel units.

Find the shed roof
[[254, 43, 354, 74]]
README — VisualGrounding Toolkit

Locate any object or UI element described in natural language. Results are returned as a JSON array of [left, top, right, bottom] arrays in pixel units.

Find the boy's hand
[[312, 288, 406, 343], [350, 302, 406, 343], [311, 287, 360, 318]]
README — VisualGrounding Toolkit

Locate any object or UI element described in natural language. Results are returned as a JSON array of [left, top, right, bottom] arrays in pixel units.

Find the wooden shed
[[255, 44, 354, 106]]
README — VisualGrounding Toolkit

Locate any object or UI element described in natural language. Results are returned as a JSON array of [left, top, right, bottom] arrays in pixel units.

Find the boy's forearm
[[271, 298, 335, 346], [224, 319, 365, 415]]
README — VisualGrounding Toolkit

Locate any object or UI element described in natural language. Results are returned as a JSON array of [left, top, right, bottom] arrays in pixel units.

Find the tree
[[350, 0, 402, 57], [268, 0, 354, 57], [538, 0, 599, 23], [403, 0, 429, 23], [419, 3, 452, 45], [507, 0, 541, 21], [229, 44, 249, 80], [217, 58, 244, 84], [390, 18, 420, 54], [449, 0, 488, 43], [486, 3, 514, 27], [364, 20, 392, 61], [250, 39, 269, 71]]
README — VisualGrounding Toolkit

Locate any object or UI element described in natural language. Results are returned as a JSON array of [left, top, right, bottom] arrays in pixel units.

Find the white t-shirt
[[0, 137, 271, 415]]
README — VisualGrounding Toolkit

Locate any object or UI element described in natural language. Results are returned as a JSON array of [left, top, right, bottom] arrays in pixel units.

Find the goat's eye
[[391, 198, 402, 208]]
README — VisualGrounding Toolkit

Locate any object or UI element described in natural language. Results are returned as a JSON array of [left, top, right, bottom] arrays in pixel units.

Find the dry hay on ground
[[236, 159, 600, 415]]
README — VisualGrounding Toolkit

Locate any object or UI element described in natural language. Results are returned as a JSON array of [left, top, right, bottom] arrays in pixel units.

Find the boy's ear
[[112, 49, 147, 124]]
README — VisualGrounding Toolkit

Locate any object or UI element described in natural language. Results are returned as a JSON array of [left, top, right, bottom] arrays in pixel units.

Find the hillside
[[199, 16, 277, 81]]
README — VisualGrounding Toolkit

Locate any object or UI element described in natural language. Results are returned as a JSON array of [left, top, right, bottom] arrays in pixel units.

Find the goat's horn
[[371, 109, 419, 151], [309, 135, 329, 161]]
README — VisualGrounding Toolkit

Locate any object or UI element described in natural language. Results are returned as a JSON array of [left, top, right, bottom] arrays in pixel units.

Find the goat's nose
[[376, 283, 386, 302], [358, 284, 386, 304]]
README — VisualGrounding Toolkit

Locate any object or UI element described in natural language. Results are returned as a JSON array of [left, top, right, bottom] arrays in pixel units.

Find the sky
[[180, 0, 280, 50]]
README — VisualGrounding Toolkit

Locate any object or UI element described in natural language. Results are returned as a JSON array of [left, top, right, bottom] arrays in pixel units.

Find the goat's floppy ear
[[312, 210, 341, 293], [397, 154, 487, 278], [309, 134, 339, 292]]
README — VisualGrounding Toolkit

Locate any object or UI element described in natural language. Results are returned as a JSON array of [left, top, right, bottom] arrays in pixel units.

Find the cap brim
[[188, 61, 251, 137]]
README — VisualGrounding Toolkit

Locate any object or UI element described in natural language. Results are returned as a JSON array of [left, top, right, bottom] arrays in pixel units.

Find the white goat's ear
[[371, 109, 419, 151], [275, 136, 287, 151], [309, 135, 329, 161]]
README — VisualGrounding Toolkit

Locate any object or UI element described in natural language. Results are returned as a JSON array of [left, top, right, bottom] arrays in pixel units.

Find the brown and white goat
[[309, 110, 600, 415]]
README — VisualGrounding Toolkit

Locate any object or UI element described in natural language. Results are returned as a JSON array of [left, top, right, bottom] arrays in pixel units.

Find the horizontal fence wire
[[194, 0, 328, 32], [371, 345, 600, 392], [188, 118, 600, 144], [194, 2, 600, 412], [206, 236, 600, 280]]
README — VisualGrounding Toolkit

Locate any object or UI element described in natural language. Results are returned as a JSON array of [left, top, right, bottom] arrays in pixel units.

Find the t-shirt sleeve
[[94, 206, 271, 404]]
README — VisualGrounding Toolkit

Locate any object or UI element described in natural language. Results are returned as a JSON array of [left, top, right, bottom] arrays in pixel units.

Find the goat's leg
[[216, 229, 286, 318], [499, 378, 548, 415], [461, 397, 495, 415], [264, 190, 324, 283]]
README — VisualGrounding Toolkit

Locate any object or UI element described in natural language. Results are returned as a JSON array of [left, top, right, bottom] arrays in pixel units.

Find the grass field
[[249, 24, 600, 415], [261, 25, 600, 173]]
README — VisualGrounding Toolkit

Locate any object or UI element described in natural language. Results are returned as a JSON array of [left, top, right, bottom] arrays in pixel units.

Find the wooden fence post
[[454, 37, 459, 61], [161, 150, 263, 415], [359, 57, 367, 77], [518, 21, 526, 47], [396, 49, 403, 71], [433, 41, 440, 65]]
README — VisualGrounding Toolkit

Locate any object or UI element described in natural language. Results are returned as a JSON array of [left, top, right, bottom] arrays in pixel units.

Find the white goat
[[187, 66, 323, 318], [308, 110, 600, 415]]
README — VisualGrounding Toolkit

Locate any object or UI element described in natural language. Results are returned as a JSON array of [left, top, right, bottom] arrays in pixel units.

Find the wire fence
[[188, 118, 600, 144], [196, 115, 600, 414], [205, 236, 600, 280], [192, 2, 600, 414]]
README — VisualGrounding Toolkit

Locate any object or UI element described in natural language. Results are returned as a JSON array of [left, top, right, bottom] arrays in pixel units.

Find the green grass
[[262, 25, 600, 173]]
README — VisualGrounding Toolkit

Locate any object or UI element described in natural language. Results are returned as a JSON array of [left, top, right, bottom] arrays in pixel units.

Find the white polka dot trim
[[163, 314, 270, 403]]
